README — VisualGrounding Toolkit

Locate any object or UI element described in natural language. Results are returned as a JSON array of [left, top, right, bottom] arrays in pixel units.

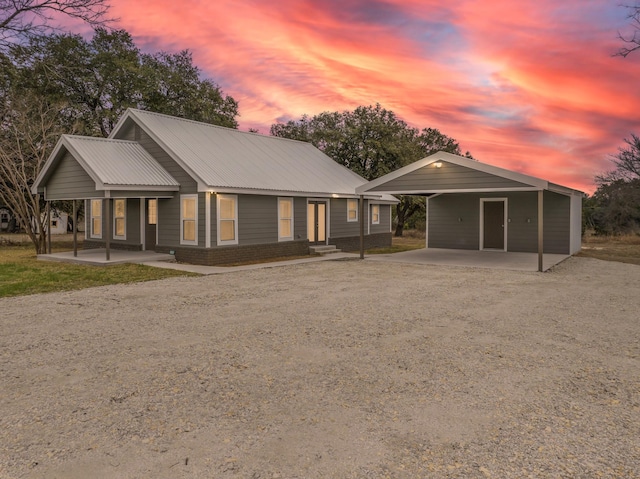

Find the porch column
[[359, 195, 365, 260], [72, 200, 77, 257], [46, 201, 51, 254], [105, 197, 111, 261], [538, 190, 544, 272]]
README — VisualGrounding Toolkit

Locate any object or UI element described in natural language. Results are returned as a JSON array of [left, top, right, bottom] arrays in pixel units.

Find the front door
[[145, 199, 157, 251], [307, 201, 326, 245], [483, 200, 505, 250]]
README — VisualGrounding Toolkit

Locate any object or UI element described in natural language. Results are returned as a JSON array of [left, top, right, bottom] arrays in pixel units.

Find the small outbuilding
[[357, 152, 584, 271]]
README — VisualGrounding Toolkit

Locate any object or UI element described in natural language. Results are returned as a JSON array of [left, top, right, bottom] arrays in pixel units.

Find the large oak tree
[[271, 104, 470, 236], [1, 28, 239, 252]]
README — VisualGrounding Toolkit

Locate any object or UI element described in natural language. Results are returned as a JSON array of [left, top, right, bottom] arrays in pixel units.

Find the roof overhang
[[356, 151, 584, 197]]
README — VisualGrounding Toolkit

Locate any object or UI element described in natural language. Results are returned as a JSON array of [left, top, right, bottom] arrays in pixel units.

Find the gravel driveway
[[1, 257, 639, 478]]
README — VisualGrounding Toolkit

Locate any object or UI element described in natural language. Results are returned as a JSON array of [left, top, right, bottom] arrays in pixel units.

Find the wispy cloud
[[78, 0, 640, 192]]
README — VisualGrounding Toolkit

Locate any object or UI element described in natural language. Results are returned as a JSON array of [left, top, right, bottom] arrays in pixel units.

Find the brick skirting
[[159, 239, 311, 266], [329, 232, 392, 252], [83, 240, 142, 251]]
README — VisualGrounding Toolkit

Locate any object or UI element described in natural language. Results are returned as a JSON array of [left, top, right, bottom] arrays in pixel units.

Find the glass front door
[[307, 201, 326, 245]]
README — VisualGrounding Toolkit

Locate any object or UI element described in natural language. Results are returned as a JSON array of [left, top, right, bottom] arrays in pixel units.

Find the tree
[[0, 90, 71, 253], [271, 104, 468, 236], [12, 29, 239, 137], [617, 4, 640, 57], [3, 28, 239, 253], [0, 0, 110, 51], [589, 135, 640, 234]]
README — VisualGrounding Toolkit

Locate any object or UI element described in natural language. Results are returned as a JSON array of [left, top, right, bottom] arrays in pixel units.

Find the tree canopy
[[271, 104, 471, 236], [586, 135, 640, 235], [1, 27, 239, 252]]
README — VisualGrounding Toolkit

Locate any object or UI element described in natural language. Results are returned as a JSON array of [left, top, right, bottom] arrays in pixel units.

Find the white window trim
[[113, 198, 126, 240], [371, 204, 380, 225], [347, 198, 358, 222], [90, 199, 102, 239], [278, 197, 294, 241], [180, 194, 198, 246], [217, 194, 238, 246]]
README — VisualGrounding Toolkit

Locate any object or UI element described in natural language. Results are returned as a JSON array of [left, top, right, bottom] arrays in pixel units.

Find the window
[[371, 204, 380, 224], [148, 199, 157, 225], [91, 199, 102, 238], [181, 195, 198, 245], [347, 198, 358, 222], [217, 194, 238, 245], [114, 199, 126, 239], [278, 197, 294, 241]]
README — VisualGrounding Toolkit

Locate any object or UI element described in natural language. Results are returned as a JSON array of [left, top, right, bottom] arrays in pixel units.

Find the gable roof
[[110, 109, 396, 200], [33, 135, 180, 193], [356, 151, 584, 197]]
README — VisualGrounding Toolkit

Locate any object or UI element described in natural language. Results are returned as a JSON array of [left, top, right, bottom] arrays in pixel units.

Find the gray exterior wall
[[543, 191, 570, 254], [85, 198, 141, 247], [128, 130, 198, 247], [369, 162, 531, 192], [46, 151, 102, 200], [370, 203, 391, 234], [428, 194, 480, 250], [428, 191, 571, 254], [329, 198, 363, 238], [238, 195, 277, 245], [294, 197, 307, 240]]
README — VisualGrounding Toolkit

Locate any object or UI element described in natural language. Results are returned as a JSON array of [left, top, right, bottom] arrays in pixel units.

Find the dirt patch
[[1, 257, 639, 478]]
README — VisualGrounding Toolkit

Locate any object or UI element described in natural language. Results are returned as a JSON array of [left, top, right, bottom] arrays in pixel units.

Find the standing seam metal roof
[[64, 135, 179, 187], [123, 109, 393, 198]]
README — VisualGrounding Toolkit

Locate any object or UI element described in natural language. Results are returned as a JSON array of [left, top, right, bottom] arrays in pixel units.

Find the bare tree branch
[[0, 91, 71, 252], [615, 3, 640, 57], [0, 0, 112, 50]]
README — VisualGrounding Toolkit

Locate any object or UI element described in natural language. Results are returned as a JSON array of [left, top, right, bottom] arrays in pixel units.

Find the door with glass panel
[[307, 201, 326, 245]]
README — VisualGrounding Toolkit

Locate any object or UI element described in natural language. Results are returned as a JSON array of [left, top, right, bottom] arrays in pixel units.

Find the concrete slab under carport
[[366, 248, 569, 272]]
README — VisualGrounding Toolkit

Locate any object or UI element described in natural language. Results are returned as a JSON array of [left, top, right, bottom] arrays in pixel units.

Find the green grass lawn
[[2, 231, 638, 298], [0, 243, 197, 298], [365, 234, 426, 254], [578, 233, 640, 266]]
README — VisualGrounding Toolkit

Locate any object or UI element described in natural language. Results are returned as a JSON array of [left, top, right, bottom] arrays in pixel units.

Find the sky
[[69, 0, 640, 193]]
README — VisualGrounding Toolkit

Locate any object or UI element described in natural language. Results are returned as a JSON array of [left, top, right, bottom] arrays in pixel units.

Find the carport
[[356, 152, 584, 272]]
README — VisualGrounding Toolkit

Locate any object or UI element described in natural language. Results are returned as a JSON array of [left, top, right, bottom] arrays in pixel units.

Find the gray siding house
[[33, 109, 396, 265], [357, 152, 584, 270]]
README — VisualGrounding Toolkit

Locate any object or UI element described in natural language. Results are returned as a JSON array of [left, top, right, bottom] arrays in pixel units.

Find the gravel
[[0, 257, 639, 478]]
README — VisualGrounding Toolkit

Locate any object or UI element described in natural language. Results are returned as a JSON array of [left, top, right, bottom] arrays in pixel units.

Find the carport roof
[[356, 151, 583, 196]]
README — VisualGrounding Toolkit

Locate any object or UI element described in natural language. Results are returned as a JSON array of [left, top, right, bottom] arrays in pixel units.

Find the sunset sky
[[70, 0, 640, 193]]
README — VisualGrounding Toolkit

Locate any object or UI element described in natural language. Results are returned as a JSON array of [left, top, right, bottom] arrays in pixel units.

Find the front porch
[[37, 249, 175, 266]]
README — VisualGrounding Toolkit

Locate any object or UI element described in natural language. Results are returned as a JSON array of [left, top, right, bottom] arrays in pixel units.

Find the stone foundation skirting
[[329, 232, 392, 252], [159, 239, 311, 266]]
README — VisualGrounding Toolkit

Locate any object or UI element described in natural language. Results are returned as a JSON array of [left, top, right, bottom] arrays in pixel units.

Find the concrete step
[[309, 245, 342, 255]]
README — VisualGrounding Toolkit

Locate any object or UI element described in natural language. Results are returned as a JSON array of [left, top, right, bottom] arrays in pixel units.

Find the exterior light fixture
[[434, 162, 442, 168]]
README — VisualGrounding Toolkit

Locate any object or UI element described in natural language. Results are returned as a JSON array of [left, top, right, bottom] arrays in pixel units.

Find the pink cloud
[[66, 0, 640, 193]]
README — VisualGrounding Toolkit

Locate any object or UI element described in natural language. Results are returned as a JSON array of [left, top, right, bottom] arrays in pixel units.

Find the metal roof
[[356, 151, 584, 197], [111, 109, 396, 200], [60, 135, 179, 189]]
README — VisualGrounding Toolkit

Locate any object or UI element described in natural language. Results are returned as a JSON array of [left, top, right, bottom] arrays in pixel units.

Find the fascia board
[[101, 184, 180, 191], [365, 187, 544, 195]]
